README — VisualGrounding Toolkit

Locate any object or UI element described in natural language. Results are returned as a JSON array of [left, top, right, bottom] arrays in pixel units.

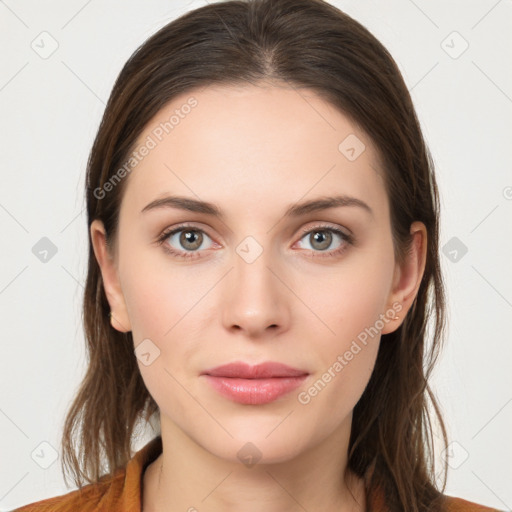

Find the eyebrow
[[140, 194, 373, 219]]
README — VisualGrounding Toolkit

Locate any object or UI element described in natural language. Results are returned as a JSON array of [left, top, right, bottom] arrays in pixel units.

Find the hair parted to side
[[61, 0, 449, 510]]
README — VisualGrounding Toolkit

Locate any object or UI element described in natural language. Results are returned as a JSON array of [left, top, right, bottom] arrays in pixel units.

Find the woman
[[14, 0, 501, 510]]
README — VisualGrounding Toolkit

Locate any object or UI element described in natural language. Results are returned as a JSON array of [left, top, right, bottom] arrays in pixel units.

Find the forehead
[[121, 83, 386, 218]]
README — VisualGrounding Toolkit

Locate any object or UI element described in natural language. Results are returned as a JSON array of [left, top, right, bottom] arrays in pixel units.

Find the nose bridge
[[233, 232, 277, 296], [223, 232, 286, 332]]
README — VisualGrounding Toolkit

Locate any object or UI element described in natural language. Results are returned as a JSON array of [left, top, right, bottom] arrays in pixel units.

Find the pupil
[[182, 230, 201, 250], [312, 231, 331, 250]]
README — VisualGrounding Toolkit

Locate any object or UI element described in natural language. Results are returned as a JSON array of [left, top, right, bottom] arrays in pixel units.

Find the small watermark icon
[[31, 31, 59, 59], [237, 442, 262, 468], [31, 441, 59, 469], [236, 236, 264, 264], [32, 237, 58, 263], [135, 338, 161, 366], [338, 134, 366, 162], [441, 31, 469, 59], [93, 96, 198, 200], [442, 236, 468, 263], [442, 441, 469, 469]]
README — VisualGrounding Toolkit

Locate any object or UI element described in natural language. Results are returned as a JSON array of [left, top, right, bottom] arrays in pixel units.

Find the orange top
[[13, 436, 501, 511]]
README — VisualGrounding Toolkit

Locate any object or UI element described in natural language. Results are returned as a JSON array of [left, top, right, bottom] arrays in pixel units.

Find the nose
[[221, 241, 289, 339]]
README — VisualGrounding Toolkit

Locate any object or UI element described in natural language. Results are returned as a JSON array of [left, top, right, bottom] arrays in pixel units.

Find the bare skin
[[91, 81, 426, 512]]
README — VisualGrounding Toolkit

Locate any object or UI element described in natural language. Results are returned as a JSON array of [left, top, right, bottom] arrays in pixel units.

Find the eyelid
[[156, 222, 216, 246], [297, 222, 353, 240], [294, 223, 355, 255]]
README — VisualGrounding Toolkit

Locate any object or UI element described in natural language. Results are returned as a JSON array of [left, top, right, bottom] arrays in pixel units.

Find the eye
[[156, 223, 354, 260], [156, 224, 215, 260], [295, 225, 354, 258]]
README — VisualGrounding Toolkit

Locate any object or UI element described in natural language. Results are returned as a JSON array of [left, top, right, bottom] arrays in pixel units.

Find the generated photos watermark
[[297, 301, 402, 405], [93, 96, 198, 200]]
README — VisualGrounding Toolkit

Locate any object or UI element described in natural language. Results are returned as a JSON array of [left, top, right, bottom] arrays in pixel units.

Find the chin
[[200, 423, 309, 465]]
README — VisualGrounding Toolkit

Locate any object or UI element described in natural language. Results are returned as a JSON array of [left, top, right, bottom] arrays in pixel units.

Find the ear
[[381, 221, 427, 335], [90, 219, 132, 333]]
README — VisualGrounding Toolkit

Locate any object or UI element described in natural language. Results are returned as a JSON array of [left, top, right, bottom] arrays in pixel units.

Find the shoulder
[[12, 435, 163, 512], [11, 472, 124, 512], [441, 494, 504, 511], [370, 483, 502, 512]]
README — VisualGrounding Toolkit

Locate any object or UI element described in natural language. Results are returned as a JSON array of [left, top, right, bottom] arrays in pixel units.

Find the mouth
[[201, 361, 309, 405]]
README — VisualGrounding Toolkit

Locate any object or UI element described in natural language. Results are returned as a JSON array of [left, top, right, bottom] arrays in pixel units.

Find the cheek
[[307, 238, 395, 343], [296, 336, 378, 443], [295, 281, 387, 435], [295, 238, 394, 409], [123, 277, 174, 339], [123, 270, 202, 422], [119, 253, 208, 385], [119, 242, 204, 339]]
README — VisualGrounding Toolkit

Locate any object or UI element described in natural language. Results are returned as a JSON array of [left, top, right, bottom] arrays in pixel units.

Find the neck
[[143, 416, 366, 512]]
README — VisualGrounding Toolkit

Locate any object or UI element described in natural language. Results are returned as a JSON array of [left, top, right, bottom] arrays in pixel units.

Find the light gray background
[[1, 0, 511, 510]]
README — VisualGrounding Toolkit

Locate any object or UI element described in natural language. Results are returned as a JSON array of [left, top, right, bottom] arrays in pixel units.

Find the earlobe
[[90, 219, 132, 333], [381, 221, 427, 335]]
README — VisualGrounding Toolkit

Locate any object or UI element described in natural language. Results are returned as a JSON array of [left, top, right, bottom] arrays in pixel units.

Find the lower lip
[[203, 375, 308, 405]]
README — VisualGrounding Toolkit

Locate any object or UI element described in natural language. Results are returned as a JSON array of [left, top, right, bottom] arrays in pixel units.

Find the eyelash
[[156, 223, 355, 260]]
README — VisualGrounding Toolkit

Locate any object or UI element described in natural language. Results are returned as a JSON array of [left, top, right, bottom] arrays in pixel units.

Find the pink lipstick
[[201, 361, 309, 405]]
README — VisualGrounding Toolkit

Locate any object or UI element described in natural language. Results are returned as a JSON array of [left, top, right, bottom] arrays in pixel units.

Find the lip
[[202, 361, 308, 379], [201, 362, 309, 405]]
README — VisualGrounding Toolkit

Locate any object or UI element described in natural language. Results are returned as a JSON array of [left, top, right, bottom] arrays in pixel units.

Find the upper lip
[[202, 361, 309, 379]]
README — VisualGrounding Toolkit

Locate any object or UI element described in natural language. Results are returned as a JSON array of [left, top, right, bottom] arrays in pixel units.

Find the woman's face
[[92, 82, 424, 465]]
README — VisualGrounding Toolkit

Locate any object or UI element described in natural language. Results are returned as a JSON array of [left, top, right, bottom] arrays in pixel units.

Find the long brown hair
[[61, 1, 449, 509]]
